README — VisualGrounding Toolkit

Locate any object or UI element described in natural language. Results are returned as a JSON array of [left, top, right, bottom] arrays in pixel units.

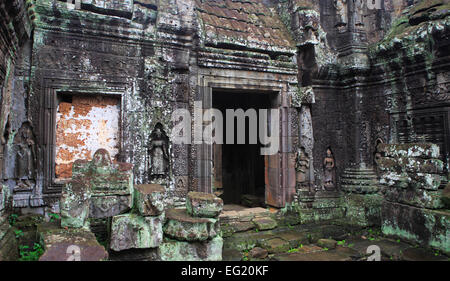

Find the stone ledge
[[164, 208, 219, 242], [38, 223, 108, 261]]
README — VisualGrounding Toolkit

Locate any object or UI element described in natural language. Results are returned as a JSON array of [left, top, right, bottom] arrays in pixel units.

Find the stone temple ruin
[[0, 0, 449, 261]]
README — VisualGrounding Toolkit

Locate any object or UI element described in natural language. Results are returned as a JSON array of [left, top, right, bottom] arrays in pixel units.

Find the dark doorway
[[212, 90, 277, 206]]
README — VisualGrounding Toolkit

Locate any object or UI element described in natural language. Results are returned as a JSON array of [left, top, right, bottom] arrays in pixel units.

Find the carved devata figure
[[14, 123, 36, 189], [334, 0, 348, 31], [295, 147, 310, 188], [148, 123, 169, 180], [323, 147, 336, 190], [354, 0, 365, 28]]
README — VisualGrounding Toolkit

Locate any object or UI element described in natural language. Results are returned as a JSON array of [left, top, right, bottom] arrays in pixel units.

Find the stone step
[[37, 222, 108, 261], [340, 185, 380, 194], [340, 178, 378, 185]]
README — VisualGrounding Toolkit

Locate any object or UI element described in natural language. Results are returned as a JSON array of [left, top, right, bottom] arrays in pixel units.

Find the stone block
[[0, 223, 18, 261], [60, 178, 90, 229], [341, 193, 383, 227], [134, 184, 165, 216], [163, 208, 219, 242], [378, 157, 444, 174], [378, 143, 440, 159], [160, 236, 223, 261], [249, 247, 268, 259], [110, 213, 164, 252], [186, 192, 223, 218], [317, 238, 337, 249], [0, 185, 6, 215], [384, 187, 444, 209], [82, 0, 133, 18], [38, 224, 108, 261], [381, 201, 450, 255], [252, 217, 278, 231], [442, 182, 450, 208], [89, 195, 132, 219], [260, 238, 290, 254]]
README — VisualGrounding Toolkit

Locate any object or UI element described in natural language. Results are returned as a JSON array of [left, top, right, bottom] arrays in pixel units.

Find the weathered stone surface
[[109, 248, 160, 261], [88, 149, 134, 195], [380, 171, 442, 191], [378, 143, 440, 159], [0, 185, 6, 214], [164, 208, 219, 242], [252, 217, 278, 231], [221, 221, 255, 237], [186, 192, 223, 218], [381, 201, 450, 255], [60, 176, 91, 229], [160, 236, 223, 261], [384, 188, 444, 209], [110, 213, 164, 251], [260, 238, 290, 254], [378, 157, 444, 174], [134, 184, 165, 216], [272, 247, 356, 261], [249, 247, 268, 259], [0, 222, 18, 261], [241, 194, 263, 207], [38, 223, 108, 261], [341, 193, 383, 227], [89, 195, 132, 219], [442, 182, 450, 208], [317, 239, 337, 249]]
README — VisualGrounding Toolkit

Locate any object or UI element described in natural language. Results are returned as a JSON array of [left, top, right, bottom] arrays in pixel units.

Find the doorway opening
[[212, 90, 278, 207]]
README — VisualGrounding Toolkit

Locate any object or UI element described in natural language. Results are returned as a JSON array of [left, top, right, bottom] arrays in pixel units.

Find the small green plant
[[48, 213, 60, 222], [298, 243, 303, 248], [347, 243, 355, 248], [368, 237, 376, 241], [323, 247, 329, 251], [287, 248, 299, 253], [14, 229, 24, 239], [18, 243, 44, 261], [254, 228, 259, 233], [9, 214, 18, 226], [396, 239, 401, 243], [337, 240, 346, 246], [287, 224, 294, 230]]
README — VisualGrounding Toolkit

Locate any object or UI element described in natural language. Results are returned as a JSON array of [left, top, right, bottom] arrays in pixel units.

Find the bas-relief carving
[[148, 123, 170, 180], [295, 147, 310, 187], [323, 147, 336, 190], [14, 123, 36, 190], [353, 0, 365, 29], [334, 0, 348, 31]]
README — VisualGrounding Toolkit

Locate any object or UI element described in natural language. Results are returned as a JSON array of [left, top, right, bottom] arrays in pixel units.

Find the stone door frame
[[195, 71, 295, 207]]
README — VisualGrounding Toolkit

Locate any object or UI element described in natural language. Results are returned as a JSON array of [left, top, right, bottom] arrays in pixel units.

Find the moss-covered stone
[[159, 236, 223, 261], [186, 192, 223, 218], [134, 184, 165, 216], [60, 177, 91, 229], [252, 217, 278, 231], [384, 187, 444, 209], [163, 208, 219, 242], [38, 223, 108, 261], [342, 193, 383, 227], [442, 182, 450, 208], [110, 213, 164, 251], [381, 201, 450, 255], [317, 238, 337, 249], [378, 143, 440, 159], [0, 222, 18, 261], [260, 238, 290, 254]]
